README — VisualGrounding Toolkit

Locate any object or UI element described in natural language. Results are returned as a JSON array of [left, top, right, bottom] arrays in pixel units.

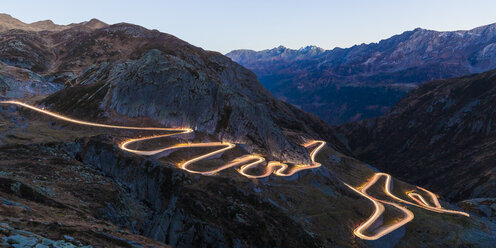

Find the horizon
[[3, 0, 496, 53]]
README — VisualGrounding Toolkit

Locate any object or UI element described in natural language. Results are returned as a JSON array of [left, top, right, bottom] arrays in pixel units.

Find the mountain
[[1, 15, 495, 247], [227, 23, 496, 124], [337, 69, 496, 212], [0, 19, 348, 160]]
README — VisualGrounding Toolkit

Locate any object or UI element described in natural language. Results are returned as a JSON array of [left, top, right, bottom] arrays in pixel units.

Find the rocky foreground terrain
[[0, 15, 495, 247], [338, 69, 496, 219], [227, 23, 496, 124]]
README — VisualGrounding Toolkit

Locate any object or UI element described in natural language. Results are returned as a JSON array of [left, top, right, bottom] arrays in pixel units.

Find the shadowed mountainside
[[337, 69, 496, 208]]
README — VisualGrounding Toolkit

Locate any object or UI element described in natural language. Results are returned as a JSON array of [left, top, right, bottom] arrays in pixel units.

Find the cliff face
[[227, 24, 496, 124], [337, 69, 496, 204]]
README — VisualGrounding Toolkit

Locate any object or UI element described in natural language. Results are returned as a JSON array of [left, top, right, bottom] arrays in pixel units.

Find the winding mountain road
[[0, 100, 469, 241], [346, 173, 469, 240], [0, 100, 324, 178]]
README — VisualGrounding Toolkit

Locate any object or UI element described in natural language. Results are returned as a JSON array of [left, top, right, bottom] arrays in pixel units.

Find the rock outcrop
[[0, 62, 62, 99]]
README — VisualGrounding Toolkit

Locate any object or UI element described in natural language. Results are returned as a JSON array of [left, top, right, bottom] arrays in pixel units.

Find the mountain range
[[227, 23, 496, 124]]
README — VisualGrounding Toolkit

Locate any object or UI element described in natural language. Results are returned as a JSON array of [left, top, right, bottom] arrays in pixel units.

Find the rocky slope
[[0, 62, 62, 99], [227, 23, 496, 124], [337, 69, 496, 206]]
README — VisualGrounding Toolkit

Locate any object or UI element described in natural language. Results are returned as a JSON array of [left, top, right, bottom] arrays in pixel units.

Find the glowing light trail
[[347, 173, 469, 240], [0, 100, 324, 178], [345, 183, 414, 240]]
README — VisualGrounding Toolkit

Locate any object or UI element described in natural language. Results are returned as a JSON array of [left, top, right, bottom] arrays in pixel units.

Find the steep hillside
[[337, 69, 496, 205], [227, 24, 496, 124], [32, 23, 348, 161]]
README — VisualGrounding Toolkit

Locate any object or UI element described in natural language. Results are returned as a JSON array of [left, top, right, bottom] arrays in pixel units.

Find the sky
[[3, 0, 496, 54]]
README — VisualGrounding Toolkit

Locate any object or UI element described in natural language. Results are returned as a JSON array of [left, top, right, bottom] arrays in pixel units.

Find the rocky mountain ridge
[[227, 23, 496, 124], [0, 13, 107, 32]]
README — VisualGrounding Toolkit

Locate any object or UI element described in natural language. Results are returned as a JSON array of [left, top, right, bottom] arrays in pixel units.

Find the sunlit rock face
[[337, 69, 496, 202], [227, 24, 496, 124]]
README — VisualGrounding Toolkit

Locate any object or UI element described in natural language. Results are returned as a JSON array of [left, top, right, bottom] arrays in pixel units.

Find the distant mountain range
[[227, 23, 496, 124]]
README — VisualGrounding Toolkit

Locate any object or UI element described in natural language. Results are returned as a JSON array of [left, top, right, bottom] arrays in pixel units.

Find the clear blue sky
[[3, 0, 496, 53]]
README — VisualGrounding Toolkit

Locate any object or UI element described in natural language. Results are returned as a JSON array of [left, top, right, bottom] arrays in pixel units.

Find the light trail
[[377, 173, 469, 216], [0, 100, 190, 132], [0, 100, 470, 240], [0, 100, 324, 177], [347, 173, 469, 240], [345, 183, 414, 240]]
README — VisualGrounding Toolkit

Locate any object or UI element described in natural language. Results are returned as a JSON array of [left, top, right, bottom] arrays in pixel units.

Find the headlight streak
[[347, 173, 469, 240], [1, 100, 470, 241], [344, 183, 414, 240]]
